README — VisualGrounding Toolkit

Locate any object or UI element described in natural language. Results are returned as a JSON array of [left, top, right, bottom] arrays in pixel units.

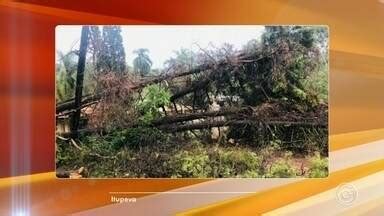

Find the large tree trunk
[[71, 26, 90, 137], [57, 118, 326, 137], [151, 108, 250, 126], [158, 119, 327, 133]]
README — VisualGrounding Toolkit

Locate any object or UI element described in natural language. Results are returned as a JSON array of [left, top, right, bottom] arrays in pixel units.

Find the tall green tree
[[96, 26, 126, 74], [133, 48, 152, 77], [88, 26, 103, 67], [56, 51, 78, 102]]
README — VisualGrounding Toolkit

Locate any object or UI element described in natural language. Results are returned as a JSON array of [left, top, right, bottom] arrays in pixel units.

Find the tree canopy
[[93, 26, 126, 74], [133, 48, 153, 77]]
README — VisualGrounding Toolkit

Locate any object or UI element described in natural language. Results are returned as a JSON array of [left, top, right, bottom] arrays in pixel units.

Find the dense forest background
[[56, 26, 328, 178]]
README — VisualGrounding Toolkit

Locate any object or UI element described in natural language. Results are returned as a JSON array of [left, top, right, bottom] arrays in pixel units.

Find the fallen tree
[[57, 101, 327, 136], [56, 26, 328, 153], [56, 26, 330, 179], [56, 49, 279, 114]]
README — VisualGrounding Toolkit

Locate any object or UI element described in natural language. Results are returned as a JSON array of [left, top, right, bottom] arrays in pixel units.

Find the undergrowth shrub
[[169, 142, 263, 178], [170, 145, 212, 178], [109, 127, 169, 149], [209, 147, 262, 178], [265, 159, 298, 178], [264, 151, 298, 178], [57, 137, 328, 178], [307, 153, 328, 177]]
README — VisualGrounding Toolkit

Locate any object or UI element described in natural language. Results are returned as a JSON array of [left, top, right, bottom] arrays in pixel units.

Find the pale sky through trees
[[56, 25, 265, 69]]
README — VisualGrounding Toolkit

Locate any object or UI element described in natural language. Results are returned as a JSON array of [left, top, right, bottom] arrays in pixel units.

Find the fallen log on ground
[[151, 107, 250, 126], [158, 119, 327, 133], [57, 117, 326, 137]]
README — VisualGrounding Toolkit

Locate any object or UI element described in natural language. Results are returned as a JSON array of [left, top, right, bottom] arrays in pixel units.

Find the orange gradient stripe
[[0, 0, 151, 24], [330, 128, 384, 151], [1, 0, 384, 177], [0, 173, 207, 215], [178, 159, 384, 215]]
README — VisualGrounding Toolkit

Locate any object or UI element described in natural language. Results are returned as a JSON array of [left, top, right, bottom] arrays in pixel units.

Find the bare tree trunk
[[71, 26, 90, 137]]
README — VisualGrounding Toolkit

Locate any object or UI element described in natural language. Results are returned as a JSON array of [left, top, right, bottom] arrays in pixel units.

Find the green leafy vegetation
[[56, 51, 77, 102], [307, 153, 328, 178], [109, 127, 169, 149], [136, 84, 171, 124]]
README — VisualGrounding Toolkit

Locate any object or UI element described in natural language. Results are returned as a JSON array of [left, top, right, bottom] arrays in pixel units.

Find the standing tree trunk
[[71, 26, 90, 137]]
